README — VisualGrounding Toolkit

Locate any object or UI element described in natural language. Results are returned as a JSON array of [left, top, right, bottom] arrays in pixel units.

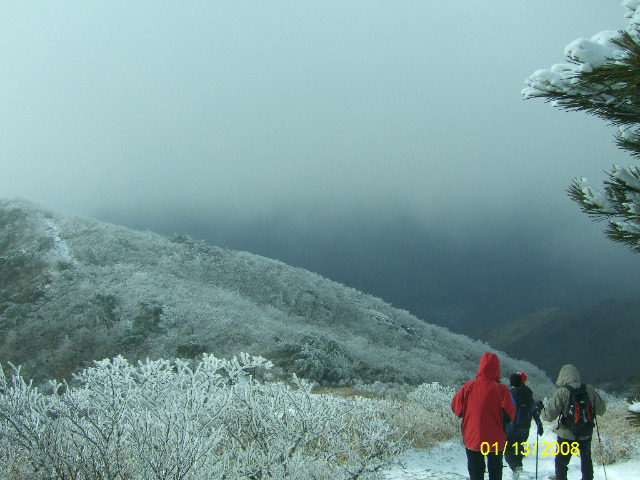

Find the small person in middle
[[505, 372, 544, 479]]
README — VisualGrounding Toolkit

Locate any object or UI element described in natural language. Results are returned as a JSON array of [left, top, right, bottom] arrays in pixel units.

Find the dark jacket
[[451, 352, 516, 450], [506, 384, 542, 436], [541, 364, 606, 440]]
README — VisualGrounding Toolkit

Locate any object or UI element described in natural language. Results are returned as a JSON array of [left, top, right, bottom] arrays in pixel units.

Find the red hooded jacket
[[451, 352, 515, 451]]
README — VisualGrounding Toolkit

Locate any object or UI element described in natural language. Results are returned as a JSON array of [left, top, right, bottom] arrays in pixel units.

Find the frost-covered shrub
[[0, 353, 403, 480], [395, 382, 460, 447], [591, 393, 640, 465], [274, 334, 357, 386], [628, 400, 640, 428], [0, 206, 51, 313]]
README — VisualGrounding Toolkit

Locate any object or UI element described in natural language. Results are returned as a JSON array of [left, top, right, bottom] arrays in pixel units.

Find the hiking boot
[[513, 467, 523, 479]]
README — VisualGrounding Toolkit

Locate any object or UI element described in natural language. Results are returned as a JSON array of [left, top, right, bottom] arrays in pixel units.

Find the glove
[[537, 424, 544, 436], [535, 400, 544, 415]]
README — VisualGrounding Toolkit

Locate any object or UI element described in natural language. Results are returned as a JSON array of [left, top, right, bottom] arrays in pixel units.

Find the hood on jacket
[[555, 364, 581, 387], [476, 352, 500, 382]]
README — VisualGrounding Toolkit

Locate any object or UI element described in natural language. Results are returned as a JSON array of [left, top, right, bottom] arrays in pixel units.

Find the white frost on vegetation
[[0, 198, 553, 392], [522, 29, 625, 99], [564, 30, 624, 68], [44, 219, 76, 266], [574, 177, 617, 214], [522, 1, 638, 99], [612, 164, 640, 190], [0, 353, 403, 479]]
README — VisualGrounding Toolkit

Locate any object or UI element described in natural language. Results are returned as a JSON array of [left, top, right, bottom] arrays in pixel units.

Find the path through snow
[[383, 425, 637, 480]]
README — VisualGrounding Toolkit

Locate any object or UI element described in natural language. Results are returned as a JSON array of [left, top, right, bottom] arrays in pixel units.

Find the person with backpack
[[538, 364, 606, 480], [452, 352, 516, 480], [505, 372, 543, 479]]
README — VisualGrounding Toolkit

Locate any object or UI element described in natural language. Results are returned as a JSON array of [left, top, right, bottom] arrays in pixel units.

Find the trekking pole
[[595, 418, 608, 480], [535, 430, 539, 480]]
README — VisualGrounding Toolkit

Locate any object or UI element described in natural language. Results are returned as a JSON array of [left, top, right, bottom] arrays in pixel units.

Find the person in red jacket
[[452, 352, 516, 480]]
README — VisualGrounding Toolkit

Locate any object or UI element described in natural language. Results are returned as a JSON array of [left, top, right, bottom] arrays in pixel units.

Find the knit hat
[[510, 373, 522, 387], [518, 372, 528, 384]]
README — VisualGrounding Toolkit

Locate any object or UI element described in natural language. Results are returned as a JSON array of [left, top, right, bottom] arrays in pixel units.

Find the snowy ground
[[383, 425, 637, 480]]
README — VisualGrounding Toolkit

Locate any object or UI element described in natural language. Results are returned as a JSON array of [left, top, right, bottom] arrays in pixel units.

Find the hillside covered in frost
[[0, 198, 552, 393]]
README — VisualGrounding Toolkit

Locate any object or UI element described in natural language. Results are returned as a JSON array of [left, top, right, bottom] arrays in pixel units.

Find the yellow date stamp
[[481, 442, 580, 456]]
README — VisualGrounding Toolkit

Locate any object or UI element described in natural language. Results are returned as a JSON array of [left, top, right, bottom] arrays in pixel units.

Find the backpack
[[560, 384, 595, 437], [511, 396, 534, 431]]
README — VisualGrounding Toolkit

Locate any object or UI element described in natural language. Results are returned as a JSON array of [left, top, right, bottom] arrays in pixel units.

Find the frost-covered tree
[[523, 0, 640, 251]]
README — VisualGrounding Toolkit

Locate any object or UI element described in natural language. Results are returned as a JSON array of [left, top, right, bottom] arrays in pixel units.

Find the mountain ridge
[[0, 198, 553, 395], [478, 300, 640, 392]]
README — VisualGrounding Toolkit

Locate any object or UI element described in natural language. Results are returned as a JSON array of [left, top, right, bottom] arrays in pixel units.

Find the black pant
[[466, 447, 503, 480], [504, 431, 529, 471], [555, 437, 593, 480]]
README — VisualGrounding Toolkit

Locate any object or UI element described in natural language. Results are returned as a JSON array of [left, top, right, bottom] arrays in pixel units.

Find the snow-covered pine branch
[[524, 1, 640, 251]]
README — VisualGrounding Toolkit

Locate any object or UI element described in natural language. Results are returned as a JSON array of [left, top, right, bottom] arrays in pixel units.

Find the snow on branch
[[525, 2, 640, 251]]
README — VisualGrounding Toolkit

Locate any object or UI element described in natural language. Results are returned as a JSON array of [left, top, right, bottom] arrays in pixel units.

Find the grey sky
[[1, 1, 631, 223]]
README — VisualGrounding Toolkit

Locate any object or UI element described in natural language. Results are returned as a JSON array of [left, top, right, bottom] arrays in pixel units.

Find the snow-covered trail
[[383, 426, 637, 480]]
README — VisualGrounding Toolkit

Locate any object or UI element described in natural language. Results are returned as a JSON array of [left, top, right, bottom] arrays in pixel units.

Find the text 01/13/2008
[[480, 442, 580, 456]]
